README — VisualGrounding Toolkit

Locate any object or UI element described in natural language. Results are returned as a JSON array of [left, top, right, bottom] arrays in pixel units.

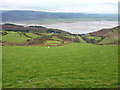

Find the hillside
[[1, 23, 119, 46], [91, 26, 120, 44], [1, 23, 82, 46], [1, 10, 117, 22]]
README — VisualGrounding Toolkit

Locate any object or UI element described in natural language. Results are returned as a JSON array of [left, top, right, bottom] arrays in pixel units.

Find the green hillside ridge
[[93, 26, 120, 44], [1, 23, 120, 46], [1, 31, 80, 46], [1, 31, 29, 42], [79, 26, 120, 45]]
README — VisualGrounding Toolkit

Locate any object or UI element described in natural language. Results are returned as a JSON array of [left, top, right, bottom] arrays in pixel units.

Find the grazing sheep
[[48, 46, 50, 48]]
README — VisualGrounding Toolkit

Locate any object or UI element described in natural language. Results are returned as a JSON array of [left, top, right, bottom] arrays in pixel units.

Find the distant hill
[[1, 10, 117, 22], [91, 26, 120, 44]]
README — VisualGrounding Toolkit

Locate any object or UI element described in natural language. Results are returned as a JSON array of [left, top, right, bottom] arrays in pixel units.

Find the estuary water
[[15, 21, 118, 34], [40, 21, 117, 34]]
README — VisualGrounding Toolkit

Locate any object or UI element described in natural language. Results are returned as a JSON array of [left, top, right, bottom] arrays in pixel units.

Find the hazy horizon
[[0, 0, 118, 14], [1, 10, 118, 15]]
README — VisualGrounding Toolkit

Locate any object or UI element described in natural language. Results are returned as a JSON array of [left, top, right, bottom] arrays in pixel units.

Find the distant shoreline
[[3, 20, 117, 34]]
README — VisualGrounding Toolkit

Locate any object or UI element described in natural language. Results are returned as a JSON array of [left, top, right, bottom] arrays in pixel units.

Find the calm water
[[16, 21, 118, 34]]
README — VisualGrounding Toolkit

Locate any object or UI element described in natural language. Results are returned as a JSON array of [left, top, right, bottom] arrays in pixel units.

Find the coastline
[[2, 21, 118, 34]]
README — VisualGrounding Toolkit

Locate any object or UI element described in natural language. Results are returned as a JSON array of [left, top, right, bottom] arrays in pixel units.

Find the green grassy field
[[1, 32, 29, 42], [47, 40, 60, 44], [99, 37, 118, 44], [85, 34, 102, 41], [26, 33, 39, 38], [2, 43, 118, 88]]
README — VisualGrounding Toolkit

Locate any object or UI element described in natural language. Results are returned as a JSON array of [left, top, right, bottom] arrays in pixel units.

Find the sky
[[0, 0, 119, 14]]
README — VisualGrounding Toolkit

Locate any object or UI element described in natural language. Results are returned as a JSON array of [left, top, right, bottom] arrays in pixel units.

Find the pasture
[[2, 43, 118, 88], [1, 32, 29, 42]]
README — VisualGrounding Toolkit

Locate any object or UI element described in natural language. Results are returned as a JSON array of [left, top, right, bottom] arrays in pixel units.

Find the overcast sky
[[0, 0, 119, 14]]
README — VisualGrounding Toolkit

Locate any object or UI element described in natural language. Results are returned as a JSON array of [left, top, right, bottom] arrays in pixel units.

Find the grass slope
[[91, 26, 120, 44], [3, 43, 118, 88], [26, 33, 39, 38], [2, 32, 29, 42], [99, 37, 118, 44], [85, 34, 102, 40]]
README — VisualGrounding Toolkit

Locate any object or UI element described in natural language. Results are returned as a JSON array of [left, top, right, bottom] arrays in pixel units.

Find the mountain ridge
[[2, 10, 117, 22]]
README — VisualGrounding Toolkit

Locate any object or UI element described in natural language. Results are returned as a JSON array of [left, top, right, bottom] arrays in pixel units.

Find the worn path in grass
[[2, 43, 118, 88]]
